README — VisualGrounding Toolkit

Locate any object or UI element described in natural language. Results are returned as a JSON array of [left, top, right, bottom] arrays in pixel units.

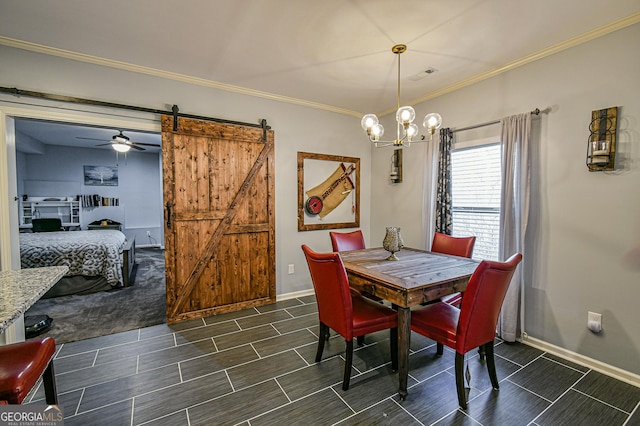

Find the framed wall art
[[84, 165, 118, 186], [297, 151, 360, 231]]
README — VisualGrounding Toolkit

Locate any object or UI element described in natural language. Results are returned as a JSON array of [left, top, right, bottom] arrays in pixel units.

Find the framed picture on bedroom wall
[[84, 165, 118, 186], [297, 151, 360, 231]]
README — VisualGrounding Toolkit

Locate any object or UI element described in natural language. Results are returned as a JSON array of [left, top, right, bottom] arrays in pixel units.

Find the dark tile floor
[[27, 296, 640, 425]]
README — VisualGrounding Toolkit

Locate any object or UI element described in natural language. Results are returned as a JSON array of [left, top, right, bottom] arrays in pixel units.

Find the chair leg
[[436, 342, 444, 356], [315, 322, 329, 362], [485, 341, 500, 390], [357, 335, 365, 346], [343, 339, 354, 391], [455, 352, 468, 409], [478, 345, 486, 361], [42, 360, 58, 405], [390, 327, 398, 371]]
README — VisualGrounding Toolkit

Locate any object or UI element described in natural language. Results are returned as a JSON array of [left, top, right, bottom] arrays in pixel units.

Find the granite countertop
[[0, 266, 68, 332]]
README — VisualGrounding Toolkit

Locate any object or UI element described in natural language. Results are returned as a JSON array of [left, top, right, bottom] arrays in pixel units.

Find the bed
[[19, 230, 128, 297]]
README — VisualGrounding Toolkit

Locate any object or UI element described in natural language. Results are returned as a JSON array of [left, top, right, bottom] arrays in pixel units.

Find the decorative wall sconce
[[390, 149, 402, 183], [587, 106, 618, 172]]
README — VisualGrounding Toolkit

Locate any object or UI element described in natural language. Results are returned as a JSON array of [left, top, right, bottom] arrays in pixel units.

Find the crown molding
[[379, 12, 640, 117], [0, 36, 361, 118]]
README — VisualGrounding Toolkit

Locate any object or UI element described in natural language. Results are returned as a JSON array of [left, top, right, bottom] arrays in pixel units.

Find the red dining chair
[[410, 253, 522, 409], [329, 230, 366, 253], [431, 232, 476, 307], [0, 337, 58, 404], [301, 244, 398, 390], [330, 230, 382, 303]]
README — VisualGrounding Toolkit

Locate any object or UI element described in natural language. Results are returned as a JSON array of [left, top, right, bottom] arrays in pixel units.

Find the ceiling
[[2, 0, 639, 150], [13, 119, 162, 153]]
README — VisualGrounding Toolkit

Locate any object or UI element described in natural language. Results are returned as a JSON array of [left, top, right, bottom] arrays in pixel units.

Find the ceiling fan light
[[112, 143, 131, 153]]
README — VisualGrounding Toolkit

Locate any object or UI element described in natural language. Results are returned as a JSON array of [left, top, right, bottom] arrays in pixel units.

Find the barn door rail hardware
[[0, 86, 271, 141]]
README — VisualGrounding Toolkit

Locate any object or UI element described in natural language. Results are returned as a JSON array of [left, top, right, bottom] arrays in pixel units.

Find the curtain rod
[[0, 86, 270, 135], [452, 108, 541, 134]]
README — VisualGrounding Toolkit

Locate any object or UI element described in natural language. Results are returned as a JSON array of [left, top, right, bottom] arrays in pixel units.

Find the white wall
[[0, 43, 371, 297], [372, 23, 640, 375]]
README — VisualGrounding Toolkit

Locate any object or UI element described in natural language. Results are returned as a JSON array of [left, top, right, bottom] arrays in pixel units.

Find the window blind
[[451, 143, 501, 260]]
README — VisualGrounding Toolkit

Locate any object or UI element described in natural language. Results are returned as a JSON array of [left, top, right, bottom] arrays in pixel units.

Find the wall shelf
[[19, 197, 81, 230]]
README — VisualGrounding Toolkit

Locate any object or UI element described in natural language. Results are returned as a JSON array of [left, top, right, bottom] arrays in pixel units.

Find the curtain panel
[[498, 112, 531, 342], [435, 128, 453, 235]]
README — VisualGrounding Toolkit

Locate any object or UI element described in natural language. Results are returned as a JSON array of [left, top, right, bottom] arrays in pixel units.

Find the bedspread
[[20, 230, 126, 286]]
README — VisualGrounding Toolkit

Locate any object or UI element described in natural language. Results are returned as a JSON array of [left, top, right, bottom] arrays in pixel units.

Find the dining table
[[339, 246, 479, 399]]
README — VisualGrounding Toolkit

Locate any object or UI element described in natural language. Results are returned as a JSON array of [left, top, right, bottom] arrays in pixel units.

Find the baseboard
[[276, 288, 315, 301], [523, 335, 640, 388]]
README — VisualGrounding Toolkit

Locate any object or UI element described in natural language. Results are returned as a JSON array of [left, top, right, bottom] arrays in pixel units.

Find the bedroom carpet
[[24, 247, 166, 344]]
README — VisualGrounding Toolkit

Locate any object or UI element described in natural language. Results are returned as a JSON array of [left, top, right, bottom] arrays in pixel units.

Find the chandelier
[[361, 44, 442, 147]]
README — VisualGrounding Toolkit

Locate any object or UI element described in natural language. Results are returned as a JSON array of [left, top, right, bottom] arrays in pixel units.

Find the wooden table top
[[340, 247, 479, 306]]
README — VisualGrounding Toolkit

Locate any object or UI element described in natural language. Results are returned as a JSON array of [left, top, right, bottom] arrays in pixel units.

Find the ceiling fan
[[77, 130, 160, 152]]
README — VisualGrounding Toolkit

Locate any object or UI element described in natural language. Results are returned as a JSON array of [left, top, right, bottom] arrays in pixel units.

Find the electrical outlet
[[588, 311, 602, 332], [146, 231, 151, 237], [288, 264, 294, 274]]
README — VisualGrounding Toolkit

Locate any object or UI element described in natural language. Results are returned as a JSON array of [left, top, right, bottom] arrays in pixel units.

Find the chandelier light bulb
[[406, 123, 419, 140], [423, 112, 443, 134], [361, 114, 379, 132], [396, 106, 416, 125], [371, 124, 384, 140]]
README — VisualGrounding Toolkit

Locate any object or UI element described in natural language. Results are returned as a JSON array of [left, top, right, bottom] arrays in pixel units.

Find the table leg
[[397, 306, 410, 400]]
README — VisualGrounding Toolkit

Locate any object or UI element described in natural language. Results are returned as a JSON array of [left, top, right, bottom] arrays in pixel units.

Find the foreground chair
[[0, 337, 58, 404], [410, 253, 522, 409], [431, 232, 476, 307], [301, 244, 398, 390]]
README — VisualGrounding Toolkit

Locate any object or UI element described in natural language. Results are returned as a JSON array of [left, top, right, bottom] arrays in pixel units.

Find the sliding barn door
[[161, 115, 275, 323]]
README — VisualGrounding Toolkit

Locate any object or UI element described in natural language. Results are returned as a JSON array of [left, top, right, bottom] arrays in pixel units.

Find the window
[[450, 142, 501, 260]]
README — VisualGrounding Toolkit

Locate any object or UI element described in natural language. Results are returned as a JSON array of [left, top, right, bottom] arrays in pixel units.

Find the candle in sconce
[[591, 140, 610, 156]]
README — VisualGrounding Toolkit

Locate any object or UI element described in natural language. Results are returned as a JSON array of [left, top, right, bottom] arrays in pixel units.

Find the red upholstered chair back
[[431, 232, 476, 258], [456, 253, 522, 353], [302, 244, 354, 340], [330, 230, 366, 252]]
